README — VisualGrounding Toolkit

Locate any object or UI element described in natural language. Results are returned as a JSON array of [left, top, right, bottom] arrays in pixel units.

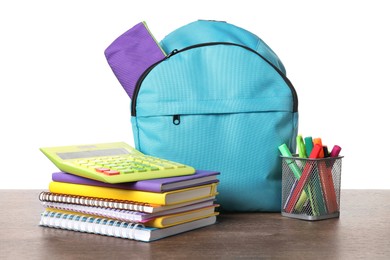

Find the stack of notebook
[[39, 170, 220, 242]]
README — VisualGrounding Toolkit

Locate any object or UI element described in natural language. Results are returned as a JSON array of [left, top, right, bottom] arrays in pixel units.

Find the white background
[[1, 0, 389, 189]]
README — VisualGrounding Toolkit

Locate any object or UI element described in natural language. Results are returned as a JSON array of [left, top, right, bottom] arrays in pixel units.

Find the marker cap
[[330, 145, 342, 157]]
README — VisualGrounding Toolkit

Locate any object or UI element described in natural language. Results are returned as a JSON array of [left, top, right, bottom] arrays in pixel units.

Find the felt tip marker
[[330, 145, 342, 157]]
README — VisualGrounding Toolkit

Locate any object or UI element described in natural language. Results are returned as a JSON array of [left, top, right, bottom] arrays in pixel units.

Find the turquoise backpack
[[107, 20, 298, 212]]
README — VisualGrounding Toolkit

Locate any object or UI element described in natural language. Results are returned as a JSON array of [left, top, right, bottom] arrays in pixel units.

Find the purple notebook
[[104, 22, 166, 99], [52, 170, 220, 193]]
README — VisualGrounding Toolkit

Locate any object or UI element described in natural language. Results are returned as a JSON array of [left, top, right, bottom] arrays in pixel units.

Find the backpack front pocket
[[132, 107, 298, 211]]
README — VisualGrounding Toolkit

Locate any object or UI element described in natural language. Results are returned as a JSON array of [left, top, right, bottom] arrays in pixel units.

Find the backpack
[[105, 20, 298, 212]]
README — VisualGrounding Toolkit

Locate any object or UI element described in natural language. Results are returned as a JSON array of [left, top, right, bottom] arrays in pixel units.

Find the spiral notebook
[[42, 200, 216, 223], [39, 210, 217, 242], [39, 191, 217, 213]]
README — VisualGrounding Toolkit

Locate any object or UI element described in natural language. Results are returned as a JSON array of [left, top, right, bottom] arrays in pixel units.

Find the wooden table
[[0, 190, 389, 259]]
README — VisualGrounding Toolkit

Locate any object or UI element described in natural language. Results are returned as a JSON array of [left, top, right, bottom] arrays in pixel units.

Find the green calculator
[[40, 142, 195, 183]]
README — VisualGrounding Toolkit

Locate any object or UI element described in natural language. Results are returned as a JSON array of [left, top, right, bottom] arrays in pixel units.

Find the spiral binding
[[41, 201, 147, 222], [39, 192, 151, 212], [40, 210, 145, 240]]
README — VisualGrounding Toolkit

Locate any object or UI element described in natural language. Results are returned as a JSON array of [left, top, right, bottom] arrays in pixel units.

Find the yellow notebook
[[144, 205, 219, 228], [49, 181, 218, 205]]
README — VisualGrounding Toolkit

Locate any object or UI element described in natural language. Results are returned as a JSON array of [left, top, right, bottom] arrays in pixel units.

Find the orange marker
[[313, 138, 324, 158]]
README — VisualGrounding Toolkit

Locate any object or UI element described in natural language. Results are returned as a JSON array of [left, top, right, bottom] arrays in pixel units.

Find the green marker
[[297, 135, 307, 158], [278, 144, 309, 211], [278, 143, 301, 179]]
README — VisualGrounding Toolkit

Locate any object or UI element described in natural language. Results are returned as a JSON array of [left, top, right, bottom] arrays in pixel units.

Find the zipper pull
[[173, 115, 181, 125], [166, 49, 178, 58]]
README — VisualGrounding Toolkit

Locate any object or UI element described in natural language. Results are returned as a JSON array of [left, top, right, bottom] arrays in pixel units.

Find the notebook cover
[[104, 21, 166, 98], [143, 205, 219, 228], [49, 181, 218, 205], [45, 205, 218, 228], [41, 199, 216, 223], [52, 170, 220, 192], [40, 210, 217, 242], [39, 191, 217, 214]]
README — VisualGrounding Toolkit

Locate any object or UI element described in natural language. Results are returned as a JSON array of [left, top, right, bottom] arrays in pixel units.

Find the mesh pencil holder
[[281, 155, 343, 221]]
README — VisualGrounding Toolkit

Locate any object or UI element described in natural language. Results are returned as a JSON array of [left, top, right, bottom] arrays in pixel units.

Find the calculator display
[[57, 148, 130, 160]]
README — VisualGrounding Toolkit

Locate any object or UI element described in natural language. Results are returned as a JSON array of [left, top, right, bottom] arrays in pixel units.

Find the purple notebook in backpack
[[104, 22, 166, 98]]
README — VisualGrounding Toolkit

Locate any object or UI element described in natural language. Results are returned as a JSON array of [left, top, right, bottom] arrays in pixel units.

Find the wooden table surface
[[0, 190, 389, 259]]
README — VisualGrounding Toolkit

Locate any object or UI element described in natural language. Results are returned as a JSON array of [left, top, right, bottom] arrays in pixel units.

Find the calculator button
[[76, 160, 89, 164], [103, 170, 120, 176], [94, 163, 106, 166], [113, 166, 127, 171], [121, 170, 135, 174], [95, 167, 110, 173]]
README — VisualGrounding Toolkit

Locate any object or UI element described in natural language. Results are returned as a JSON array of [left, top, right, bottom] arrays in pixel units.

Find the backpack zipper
[[132, 42, 298, 116], [173, 115, 181, 125]]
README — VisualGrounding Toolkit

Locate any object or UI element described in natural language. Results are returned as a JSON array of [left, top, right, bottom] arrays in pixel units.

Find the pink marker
[[330, 145, 342, 157], [325, 145, 342, 213]]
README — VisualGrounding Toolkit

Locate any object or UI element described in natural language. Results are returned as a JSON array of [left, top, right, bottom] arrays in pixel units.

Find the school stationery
[[104, 22, 166, 98], [41, 200, 216, 223], [321, 145, 342, 213], [105, 20, 298, 212], [52, 170, 219, 192], [44, 205, 218, 228], [39, 210, 217, 242], [330, 145, 342, 158], [323, 146, 330, 157], [49, 181, 218, 205], [39, 191, 216, 214], [281, 137, 343, 220], [297, 137, 327, 215], [313, 138, 325, 158], [318, 161, 336, 213], [278, 144, 308, 211], [304, 136, 314, 155], [281, 154, 343, 220], [144, 205, 218, 228], [278, 144, 303, 180], [284, 144, 322, 213], [40, 142, 195, 183], [296, 135, 307, 158]]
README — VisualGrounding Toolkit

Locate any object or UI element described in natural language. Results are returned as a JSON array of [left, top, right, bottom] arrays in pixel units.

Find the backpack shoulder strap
[[160, 20, 286, 74]]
